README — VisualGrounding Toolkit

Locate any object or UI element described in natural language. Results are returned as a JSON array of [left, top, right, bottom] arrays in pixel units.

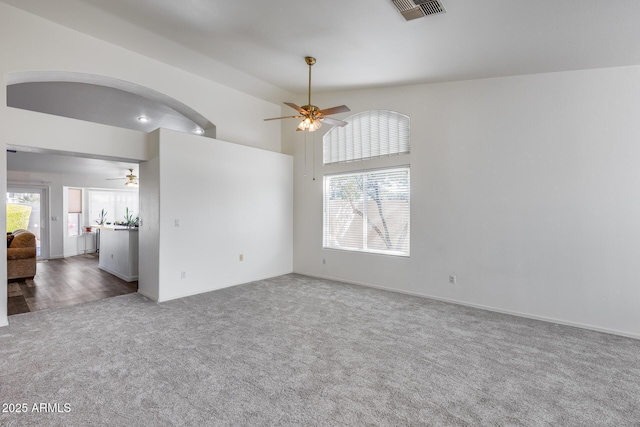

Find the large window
[[324, 167, 410, 256], [323, 110, 411, 256]]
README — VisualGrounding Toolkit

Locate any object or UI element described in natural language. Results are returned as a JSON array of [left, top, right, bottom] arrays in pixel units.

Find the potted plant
[[95, 209, 107, 225], [123, 207, 139, 228]]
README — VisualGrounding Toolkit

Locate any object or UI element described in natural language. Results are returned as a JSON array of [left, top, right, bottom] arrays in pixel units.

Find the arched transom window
[[323, 110, 410, 164]]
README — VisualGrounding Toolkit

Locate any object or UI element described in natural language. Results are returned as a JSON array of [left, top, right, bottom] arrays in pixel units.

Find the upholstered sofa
[[7, 229, 37, 280]]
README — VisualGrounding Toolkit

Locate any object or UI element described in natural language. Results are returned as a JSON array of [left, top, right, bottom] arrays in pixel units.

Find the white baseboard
[[298, 272, 640, 341], [157, 270, 294, 303], [98, 266, 138, 282], [0, 316, 8, 327], [136, 289, 159, 302]]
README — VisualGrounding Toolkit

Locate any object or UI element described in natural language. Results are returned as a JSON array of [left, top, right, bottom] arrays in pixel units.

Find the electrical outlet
[[239, 254, 244, 262], [181, 271, 186, 279], [322, 258, 326, 264], [449, 275, 456, 285]]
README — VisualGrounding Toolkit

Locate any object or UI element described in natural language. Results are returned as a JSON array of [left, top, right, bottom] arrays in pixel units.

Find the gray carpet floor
[[1, 274, 639, 426]]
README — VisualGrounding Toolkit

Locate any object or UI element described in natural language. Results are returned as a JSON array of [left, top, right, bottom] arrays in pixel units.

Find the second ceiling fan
[[107, 168, 138, 187], [265, 56, 350, 132]]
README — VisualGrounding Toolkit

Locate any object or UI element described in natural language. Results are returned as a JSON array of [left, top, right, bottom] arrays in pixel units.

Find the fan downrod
[[304, 57, 317, 108]]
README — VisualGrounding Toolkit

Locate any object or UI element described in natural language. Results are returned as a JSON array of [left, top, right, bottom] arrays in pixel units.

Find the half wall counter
[[96, 226, 139, 282]]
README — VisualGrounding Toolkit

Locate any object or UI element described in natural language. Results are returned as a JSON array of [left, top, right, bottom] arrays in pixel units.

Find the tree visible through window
[[324, 167, 410, 256]]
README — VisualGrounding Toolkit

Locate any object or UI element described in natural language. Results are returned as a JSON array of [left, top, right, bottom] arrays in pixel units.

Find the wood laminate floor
[[7, 254, 137, 316]]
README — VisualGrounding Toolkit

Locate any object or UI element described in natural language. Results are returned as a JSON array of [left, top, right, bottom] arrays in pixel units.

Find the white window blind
[[88, 189, 139, 226], [323, 110, 410, 164], [68, 188, 82, 213], [324, 167, 410, 256]]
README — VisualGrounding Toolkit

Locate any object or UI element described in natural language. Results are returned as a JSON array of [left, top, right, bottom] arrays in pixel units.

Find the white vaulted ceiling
[[3, 0, 640, 102]]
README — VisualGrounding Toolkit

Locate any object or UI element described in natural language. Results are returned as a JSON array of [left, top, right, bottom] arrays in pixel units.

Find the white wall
[[0, 3, 283, 325], [289, 65, 640, 339], [138, 132, 161, 301], [0, 3, 282, 152], [153, 129, 293, 302]]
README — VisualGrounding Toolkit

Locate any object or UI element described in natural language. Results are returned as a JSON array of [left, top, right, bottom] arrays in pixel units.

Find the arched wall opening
[[2, 70, 220, 321], [6, 71, 216, 138]]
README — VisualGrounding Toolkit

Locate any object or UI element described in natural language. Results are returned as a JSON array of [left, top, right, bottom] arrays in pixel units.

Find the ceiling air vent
[[392, 0, 446, 21]]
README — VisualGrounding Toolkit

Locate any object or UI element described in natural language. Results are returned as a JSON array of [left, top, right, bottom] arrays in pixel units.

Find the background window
[[68, 213, 81, 237], [68, 188, 82, 236], [324, 167, 410, 256], [88, 189, 139, 226]]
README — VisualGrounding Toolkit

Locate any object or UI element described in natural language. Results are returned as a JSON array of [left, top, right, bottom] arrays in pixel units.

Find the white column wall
[[138, 132, 161, 301], [289, 66, 640, 338], [155, 129, 293, 302]]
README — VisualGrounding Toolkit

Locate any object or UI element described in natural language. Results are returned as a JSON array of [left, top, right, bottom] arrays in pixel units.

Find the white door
[[7, 185, 50, 260]]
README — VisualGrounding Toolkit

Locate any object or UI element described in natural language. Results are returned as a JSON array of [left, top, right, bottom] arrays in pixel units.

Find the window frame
[[87, 188, 139, 227], [323, 166, 410, 257]]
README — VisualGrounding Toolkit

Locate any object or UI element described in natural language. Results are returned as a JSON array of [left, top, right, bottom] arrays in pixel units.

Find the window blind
[[323, 110, 410, 164], [88, 189, 139, 225], [68, 188, 82, 213], [324, 167, 410, 256]]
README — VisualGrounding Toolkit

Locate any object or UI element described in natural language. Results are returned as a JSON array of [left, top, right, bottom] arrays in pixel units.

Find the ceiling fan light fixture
[[297, 117, 322, 132], [308, 119, 322, 132], [264, 56, 350, 132], [107, 168, 139, 187]]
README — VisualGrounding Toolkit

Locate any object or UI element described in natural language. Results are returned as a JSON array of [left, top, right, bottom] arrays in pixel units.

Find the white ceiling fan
[[107, 168, 138, 187], [265, 56, 350, 132]]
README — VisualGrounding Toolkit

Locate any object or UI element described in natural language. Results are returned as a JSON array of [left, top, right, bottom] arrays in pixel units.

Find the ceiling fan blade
[[106, 178, 127, 180], [264, 115, 302, 121], [321, 117, 349, 127], [317, 105, 351, 116], [284, 102, 308, 114]]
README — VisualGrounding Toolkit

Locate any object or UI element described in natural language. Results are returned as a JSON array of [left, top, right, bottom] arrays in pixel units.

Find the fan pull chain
[[312, 131, 316, 181]]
